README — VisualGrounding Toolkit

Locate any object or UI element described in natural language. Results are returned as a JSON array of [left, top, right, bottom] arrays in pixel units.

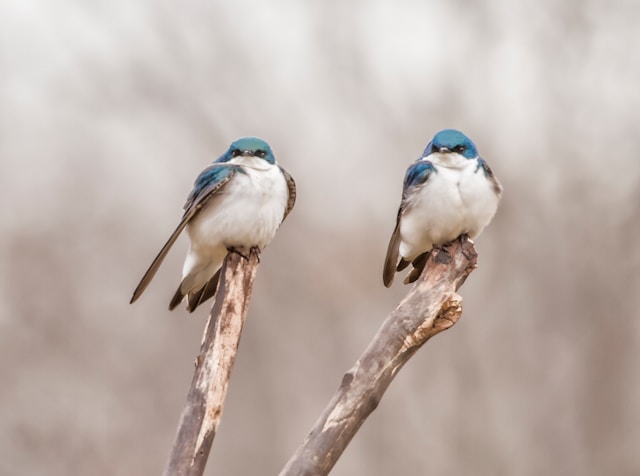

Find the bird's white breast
[[186, 161, 289, 258], [398, 157, 499, 261]]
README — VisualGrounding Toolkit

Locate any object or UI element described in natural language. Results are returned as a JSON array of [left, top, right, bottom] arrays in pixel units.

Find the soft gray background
[[2, 1, 639, 475]]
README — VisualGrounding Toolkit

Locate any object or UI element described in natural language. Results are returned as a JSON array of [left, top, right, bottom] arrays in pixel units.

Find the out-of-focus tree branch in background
[[1, 1, 638, 475]]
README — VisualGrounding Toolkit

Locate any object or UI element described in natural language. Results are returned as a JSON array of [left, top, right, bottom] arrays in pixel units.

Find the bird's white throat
[[230, 156, 274, 170], [427, 152, 471, 169]]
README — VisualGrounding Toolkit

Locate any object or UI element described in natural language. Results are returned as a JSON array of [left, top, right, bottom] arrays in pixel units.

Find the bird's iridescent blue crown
[[422, 129, 478, 160], [218, 137, 276, 164]]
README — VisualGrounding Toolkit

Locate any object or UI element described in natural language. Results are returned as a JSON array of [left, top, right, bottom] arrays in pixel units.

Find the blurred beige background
[[2, 1, 639, 475]]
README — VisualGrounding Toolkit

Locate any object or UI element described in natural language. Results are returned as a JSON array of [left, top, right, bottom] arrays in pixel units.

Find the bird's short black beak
[[240, 150, 255, 157], [431, 143, 449, 154]]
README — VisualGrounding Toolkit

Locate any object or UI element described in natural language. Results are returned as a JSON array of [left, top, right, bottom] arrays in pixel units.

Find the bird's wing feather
[[280, 166, 297, 222], [182, 164, 239, 211], [130, 165, 238, 304], [476, 157, 503, 197], [402, 159, 436, 198], [382, 160, 436, 287], [383, 208, 402, 287]]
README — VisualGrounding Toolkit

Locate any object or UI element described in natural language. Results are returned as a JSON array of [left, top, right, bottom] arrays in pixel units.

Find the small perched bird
[[383, 129, 502, 287], [130, 137, 296, 312]]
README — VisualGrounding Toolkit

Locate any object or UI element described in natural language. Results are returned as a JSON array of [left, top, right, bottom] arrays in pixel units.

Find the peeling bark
[[279, 235, 477, 476], [163, 250, 260, 476]]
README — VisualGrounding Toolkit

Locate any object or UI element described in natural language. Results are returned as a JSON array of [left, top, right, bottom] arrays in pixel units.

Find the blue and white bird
[[131, 137, 296, 312], [383, 129, 502, 287]]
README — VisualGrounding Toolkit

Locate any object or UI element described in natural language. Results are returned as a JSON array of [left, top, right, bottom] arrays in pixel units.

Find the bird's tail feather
[[169, 268, 222, 312], [186, 270, 221, 313], [169, 286, 185, 311], [403, 251, 430, 284], [396, 258, 410, 271]]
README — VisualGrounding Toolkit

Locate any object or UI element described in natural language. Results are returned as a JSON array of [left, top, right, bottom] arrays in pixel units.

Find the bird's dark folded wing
[[476, 157, 503, 197], [383, 208, 402, 287], [183, 164, 241, 212], [280, 167, 297, 222], [402, 159, 436, 198], [130, 165, 238, 304], [383, 160, 436, 287]]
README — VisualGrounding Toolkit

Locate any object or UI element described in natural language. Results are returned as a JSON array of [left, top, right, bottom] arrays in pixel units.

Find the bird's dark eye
[[453, 145, 465, 153], [231, 149, 241, 157], [255, 150, 266, 158]]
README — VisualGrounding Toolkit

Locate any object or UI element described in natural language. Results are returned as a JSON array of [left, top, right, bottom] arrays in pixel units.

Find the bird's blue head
[[423, 129, 478, 160], [218, 137, 276, 164]]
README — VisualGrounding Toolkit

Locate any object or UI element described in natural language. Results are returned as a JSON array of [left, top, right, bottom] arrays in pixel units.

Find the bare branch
[[163, 250, 260, 476], [279, 235, 477, 476]]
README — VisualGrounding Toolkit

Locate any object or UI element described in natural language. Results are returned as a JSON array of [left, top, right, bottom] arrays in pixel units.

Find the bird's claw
[[227, 246, 261, 262], [227, 246, 249, 260]]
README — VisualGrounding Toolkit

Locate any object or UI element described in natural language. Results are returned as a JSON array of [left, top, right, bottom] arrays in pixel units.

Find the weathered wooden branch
[[163, 249, 260, 476], [279, 235, 478, 476]]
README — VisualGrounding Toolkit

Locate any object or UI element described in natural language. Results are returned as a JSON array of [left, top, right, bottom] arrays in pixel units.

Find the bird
[[383, 129, 502, 287], [130, 137, 296, 312]]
